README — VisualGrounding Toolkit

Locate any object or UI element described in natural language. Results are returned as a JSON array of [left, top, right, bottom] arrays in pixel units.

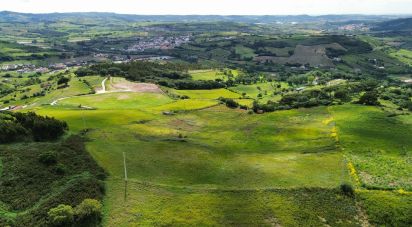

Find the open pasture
[[58, 92, 172, 109], [25, 83, 412, 226], [330, 105, 412, 190], [104, 180, 360, 226], [189, 69, 225, 81], [39, 104, 349, 189], [170, 88, 240, 99], [32, 96, 357, 225], [230, 81, 288, 101], [389, 49, 412, 66]]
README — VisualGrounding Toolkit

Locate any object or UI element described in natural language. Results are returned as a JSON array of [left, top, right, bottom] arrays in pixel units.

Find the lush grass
[[104, 180, 360, 226], [67, 106, 349, 191], [236, 98, 254, 107], [33, 108, 155, 133], [230, 81, 289, 101], [170, 88, 240, 99], [150, 99, 219, 112], [357, 190, 412, 227], [82, 75, 104, 90], [33, 104, 349, 190], [189, 69, 224, 81], [330, 105, 412, 190], [189, 69, 239, 81], [23, 84, 412, 226], [0, 73, 92, 108], [235, 45, 256, 59], [58, 92, 172, 109], [389, 49, 412, 66]]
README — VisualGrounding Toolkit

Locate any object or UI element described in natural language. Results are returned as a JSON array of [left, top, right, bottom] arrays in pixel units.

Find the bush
[[74, 199, 103, 225], [10, 112, 68, 142], [38, 151, 57, 165], [357, 91, 380, 106], [0, 121, 28, 143], [47, 204, 74, 226], [219, 97, 239, 108], [57, 77, 70, 85], [340, 183, 355, 197], [54, 163, 66, 175]]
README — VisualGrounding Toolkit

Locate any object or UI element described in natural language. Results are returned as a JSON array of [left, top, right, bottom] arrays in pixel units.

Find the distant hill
[[0, 11, 400, 24], [372, 17, 412, 31]]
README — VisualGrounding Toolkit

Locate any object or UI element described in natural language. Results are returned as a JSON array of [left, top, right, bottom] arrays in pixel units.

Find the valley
[[0, 11, 411, 227]]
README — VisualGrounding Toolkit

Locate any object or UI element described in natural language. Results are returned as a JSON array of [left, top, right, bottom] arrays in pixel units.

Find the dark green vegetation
[[358, 190, 412, 227], [0, 112, 105, 226], [372, 17, 412, 32], [0, 111, 67, 143], [0, 12, 412, 227], [0, 135, 106, 226], [76, 61, 230, 90]]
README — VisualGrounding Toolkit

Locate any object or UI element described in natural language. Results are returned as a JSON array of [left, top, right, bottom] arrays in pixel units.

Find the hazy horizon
[[1, 11, 412, 16], [2, 0, 412, 15]]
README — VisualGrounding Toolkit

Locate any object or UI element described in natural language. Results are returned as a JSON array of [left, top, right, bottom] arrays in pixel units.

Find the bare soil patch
[[111, 81, 163, 93]]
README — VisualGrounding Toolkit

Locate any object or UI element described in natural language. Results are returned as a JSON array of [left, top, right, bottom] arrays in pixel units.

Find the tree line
[[0, 111, 68, 143]]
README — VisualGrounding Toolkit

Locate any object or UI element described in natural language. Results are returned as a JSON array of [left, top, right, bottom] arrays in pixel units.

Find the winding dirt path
[[97, 77, 108, 94], [50, 77, 162, 106]]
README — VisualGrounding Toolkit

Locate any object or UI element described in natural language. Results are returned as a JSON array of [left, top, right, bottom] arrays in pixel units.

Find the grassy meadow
[[4, 77, 410, 226], [330, 105, 412, 191], [390, 49, 412, 66]]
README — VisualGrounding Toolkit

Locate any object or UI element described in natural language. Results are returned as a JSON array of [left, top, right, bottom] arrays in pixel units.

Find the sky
[[1, 0, 412, 15]]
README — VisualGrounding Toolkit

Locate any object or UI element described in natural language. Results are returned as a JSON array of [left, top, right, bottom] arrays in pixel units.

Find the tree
[[340, 183, 355, 197], [57, 77, 70, 86], [219, 97, 239, 108], [108, 67, 122, 76], [74, 199, 103, 225], [38, 151, 57, 165], [334, 89, 349, 101], [48, 204, 74, 226], [357, 91, 380, 106]]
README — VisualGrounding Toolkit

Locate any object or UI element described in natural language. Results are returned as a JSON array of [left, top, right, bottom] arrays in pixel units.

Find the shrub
[[357, 91, 380, 106], [57, 77, 70, 85], [47, 204, 74, 226], [11, 112, 68, 141], [74, 199, 103, 225], [38, 151, 57, 165], [219, 97, 239, 108], [54, 163, 66, 175], [0, 121, 27, 143], [340, 183, 355, 197]]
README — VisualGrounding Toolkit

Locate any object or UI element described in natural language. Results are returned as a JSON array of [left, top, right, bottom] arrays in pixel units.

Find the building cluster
[[338, 24, 369, 31], [0, 63, 68, 74], [127, 35, 190, 52]]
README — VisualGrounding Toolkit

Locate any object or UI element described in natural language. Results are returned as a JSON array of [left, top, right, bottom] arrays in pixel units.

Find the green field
[[189, 70, 224, 81], [170, 88, 240, 99], [7, 77, 406, 226], [390, 49, 412, 66], [58, 92, 172, 109], [189, 69, 240, 81], [27, 88, 360, 225], [1, 17, 412, 226], [1, 62, 411, 226], [235, 45, 256, 59], [230, 81, 289, 102], [330, 105, 412, 190]]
